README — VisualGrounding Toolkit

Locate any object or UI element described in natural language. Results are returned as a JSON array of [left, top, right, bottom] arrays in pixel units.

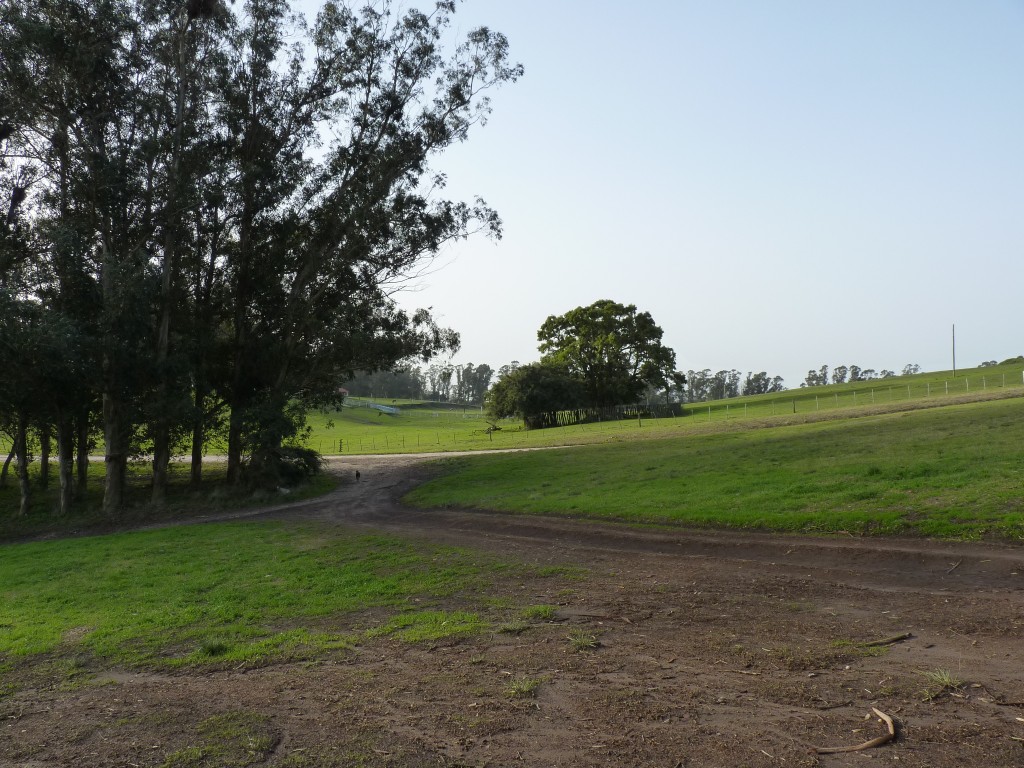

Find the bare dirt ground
[[3, 454, 1023, 767]]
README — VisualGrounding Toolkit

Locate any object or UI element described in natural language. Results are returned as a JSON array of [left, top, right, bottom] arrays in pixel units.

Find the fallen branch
[[860, 632, 913, 648], [813, 708, 896, 755], [946, 559, 963, 574]]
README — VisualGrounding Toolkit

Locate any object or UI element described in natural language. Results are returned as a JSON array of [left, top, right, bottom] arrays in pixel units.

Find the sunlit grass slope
[[405, 396, 1024, 539], [304, 364, 1024, 455]]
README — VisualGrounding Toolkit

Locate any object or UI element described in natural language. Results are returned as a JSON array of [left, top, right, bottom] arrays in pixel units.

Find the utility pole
[[952, 324, 956, 377]]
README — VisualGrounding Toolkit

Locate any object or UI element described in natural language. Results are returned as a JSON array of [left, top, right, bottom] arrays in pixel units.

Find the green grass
[[4, 365, 1019, 462], [0, 522, 519, 669], [405, 396, 1024, 539], [504, 674, 544, 698], [291, 363, 1024, 456]]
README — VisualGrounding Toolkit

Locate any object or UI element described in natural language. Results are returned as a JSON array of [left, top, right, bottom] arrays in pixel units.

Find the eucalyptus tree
[[1, 0, 521, 509], [216, 0, 519, 484]]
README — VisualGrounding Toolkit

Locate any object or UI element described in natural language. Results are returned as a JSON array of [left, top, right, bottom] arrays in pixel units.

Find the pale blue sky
[[299, 1, 1024, 385]]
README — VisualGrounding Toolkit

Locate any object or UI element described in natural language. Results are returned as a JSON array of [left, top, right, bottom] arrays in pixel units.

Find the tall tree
[[538, 300, 677, 408], [213, 0, 518, 484], [742, 371, 785, 396], [1, 0, 521, 507]]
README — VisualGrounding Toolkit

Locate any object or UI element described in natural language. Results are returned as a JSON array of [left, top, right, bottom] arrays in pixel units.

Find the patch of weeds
[[42, 655, 94, 691], [521, 604, 556, 621], [198, 638, 231, 658], [0, 662, 16, 700], [567, 629, 600, 652], [505, 675, 543, 699], [497, 619, 529, 635], [160, 711, 278, 767], [482, 596, 516, 611], [828, 639, 890, 660], [368, 611, 485, 642], [921, 667, 965, 700], [177, 629, 355, 667], [161, 746, 210, 768]]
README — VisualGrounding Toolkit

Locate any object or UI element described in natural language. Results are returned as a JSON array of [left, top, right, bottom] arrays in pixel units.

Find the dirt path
[[3, 455, 1023, 767]]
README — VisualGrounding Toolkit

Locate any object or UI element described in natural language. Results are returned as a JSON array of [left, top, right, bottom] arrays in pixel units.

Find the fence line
[[679, 371, 1024, 422]]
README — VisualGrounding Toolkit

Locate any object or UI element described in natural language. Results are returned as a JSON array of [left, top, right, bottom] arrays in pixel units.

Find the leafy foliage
[[537, 300, 678, 408], [0, 0, 520, 508], [485, 361, 585, 420]]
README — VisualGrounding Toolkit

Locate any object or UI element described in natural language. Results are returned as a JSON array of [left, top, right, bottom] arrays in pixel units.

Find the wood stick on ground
[[813, 708, 896, 755], [946, 559, 963, 574], [860, 632, 913, 648]]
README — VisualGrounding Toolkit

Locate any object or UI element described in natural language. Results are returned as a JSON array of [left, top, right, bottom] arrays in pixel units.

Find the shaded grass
[[0, 522, 516, 669], [0, 462, 336, 542], [405, 397, 1024, 539]]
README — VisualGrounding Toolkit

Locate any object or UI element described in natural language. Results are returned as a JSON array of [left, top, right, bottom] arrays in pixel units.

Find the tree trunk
[[101, 235, 126, 516], [190, 388, 205, 489], [75, 412, 89, 499], [152, 15, 191, 506], [102, 392, 126, 516], [152, 431, 170, 504], [38, 424, 51, 489], [56, 415, 74, 516], [0, 446, 13, 489], [226, 406, 243, 485], [15, 414, 30, 516]]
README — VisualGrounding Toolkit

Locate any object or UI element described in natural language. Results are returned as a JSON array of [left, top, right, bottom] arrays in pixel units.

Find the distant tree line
[[343, 362, 494, 405], [682, 370, 786, 402], [0, 0, 519, 516], [800, 363, 924, 387], [979, 356, 1023, 367]]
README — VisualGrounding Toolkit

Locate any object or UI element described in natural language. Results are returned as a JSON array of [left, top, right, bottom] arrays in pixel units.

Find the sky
[[298, 0, 1024, 387]]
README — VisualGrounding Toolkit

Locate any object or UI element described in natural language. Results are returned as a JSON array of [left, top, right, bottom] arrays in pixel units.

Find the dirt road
[[3, 455, 1023, 767]]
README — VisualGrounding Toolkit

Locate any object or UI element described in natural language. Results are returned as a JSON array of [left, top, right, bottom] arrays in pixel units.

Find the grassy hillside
[[405, 395, 1024, 540], [3, 364, 1021, 457], [307, 363, 1024, 455]]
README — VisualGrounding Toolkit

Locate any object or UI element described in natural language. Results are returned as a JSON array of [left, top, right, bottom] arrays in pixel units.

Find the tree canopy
[[537, 300, 677, 408], [0, 0, 520, 515], [485, 301, 680, 422]]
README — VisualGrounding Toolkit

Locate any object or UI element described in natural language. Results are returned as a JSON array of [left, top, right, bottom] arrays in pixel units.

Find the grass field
[[0, 521, 565, 673], [302, 363, 1024, 455], [3, 364, 1021, 458], [405, 395, 1024, 540]]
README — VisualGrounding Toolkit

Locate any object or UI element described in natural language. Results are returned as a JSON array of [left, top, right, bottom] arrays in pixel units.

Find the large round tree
[[537, 299, 677, 408]]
